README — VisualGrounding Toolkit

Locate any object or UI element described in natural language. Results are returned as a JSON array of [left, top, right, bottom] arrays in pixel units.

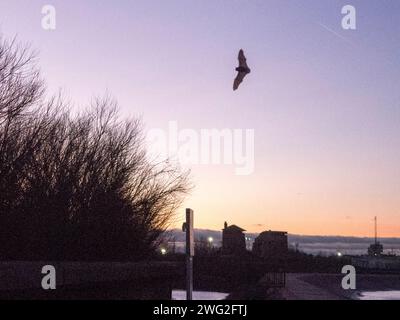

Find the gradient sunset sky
[[1, 0, 399, 236]]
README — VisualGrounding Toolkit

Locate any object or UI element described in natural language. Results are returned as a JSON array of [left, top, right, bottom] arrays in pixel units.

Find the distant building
[[222, 222, 246, 255], [368, 242, 383, 256], [368, 216, 384, 256], [253, 231, 288, 259], [351, 217, 400, 272]]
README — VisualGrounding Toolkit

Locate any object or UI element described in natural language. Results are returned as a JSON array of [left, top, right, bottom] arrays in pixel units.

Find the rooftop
[[223, 224, 246, 232]]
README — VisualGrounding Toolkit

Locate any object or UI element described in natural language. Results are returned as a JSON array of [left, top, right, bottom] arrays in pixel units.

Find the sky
[[0, 0, 399, 237]]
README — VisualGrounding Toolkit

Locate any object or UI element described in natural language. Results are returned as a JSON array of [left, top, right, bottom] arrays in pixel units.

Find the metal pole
[[184, 208, 194, 300], [186, 255, 193, 300]]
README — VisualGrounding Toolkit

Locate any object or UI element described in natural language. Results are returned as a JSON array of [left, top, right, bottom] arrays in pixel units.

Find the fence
[[263, 271, 286, 288]]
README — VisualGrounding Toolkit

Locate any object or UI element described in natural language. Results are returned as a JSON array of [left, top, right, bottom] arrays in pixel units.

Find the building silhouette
[[252, 230, 288, 260], [222, 222, 246, 255], [368, 216, 383, 256]]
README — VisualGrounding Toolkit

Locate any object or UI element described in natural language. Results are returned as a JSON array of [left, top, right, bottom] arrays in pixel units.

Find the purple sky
[[1, 0, 399, 236]]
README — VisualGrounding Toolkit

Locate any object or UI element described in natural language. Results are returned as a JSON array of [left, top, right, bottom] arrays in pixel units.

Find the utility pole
[[182, 208, 194, 300], [374, 216, 378, 245]]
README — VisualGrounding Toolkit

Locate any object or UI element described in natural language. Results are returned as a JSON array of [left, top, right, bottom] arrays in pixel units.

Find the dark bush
[[0, 36, 190, 261]]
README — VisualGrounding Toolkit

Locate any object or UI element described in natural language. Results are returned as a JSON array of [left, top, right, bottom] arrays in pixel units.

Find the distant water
[[172, 290, 228, 300], [169, 241, 400, 256], [358, 291, 400, 300]]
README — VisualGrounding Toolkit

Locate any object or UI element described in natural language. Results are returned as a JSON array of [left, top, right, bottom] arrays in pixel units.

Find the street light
[[207, 237, 214, 249], [161, 248, 167, 255]]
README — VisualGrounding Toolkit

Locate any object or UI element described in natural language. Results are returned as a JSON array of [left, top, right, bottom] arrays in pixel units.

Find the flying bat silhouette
[[233, 49, 251, 90]]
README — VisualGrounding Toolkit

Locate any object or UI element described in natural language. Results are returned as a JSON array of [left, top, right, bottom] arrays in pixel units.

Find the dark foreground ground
[[1, 261, 399, 300]]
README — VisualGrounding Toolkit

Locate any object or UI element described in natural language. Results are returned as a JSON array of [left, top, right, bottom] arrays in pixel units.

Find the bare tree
[[0, 36, 191, 261]]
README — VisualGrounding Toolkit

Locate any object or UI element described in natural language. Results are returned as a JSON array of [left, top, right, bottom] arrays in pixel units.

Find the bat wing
[[238, 49, 249, 68], [233, 72, 247, 90]]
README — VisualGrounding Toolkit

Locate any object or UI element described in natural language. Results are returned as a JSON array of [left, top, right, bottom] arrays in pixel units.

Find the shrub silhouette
[[0, 36, 190, 261]]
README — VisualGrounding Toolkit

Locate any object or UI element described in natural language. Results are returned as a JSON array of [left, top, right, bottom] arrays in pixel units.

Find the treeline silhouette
[[0, 36, 190, 261]]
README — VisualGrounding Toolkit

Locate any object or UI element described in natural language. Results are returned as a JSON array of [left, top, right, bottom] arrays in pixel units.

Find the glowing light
[[161, 248, 167, 255], [208, 237, 214, 243], [337, 252, 342, 257]]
